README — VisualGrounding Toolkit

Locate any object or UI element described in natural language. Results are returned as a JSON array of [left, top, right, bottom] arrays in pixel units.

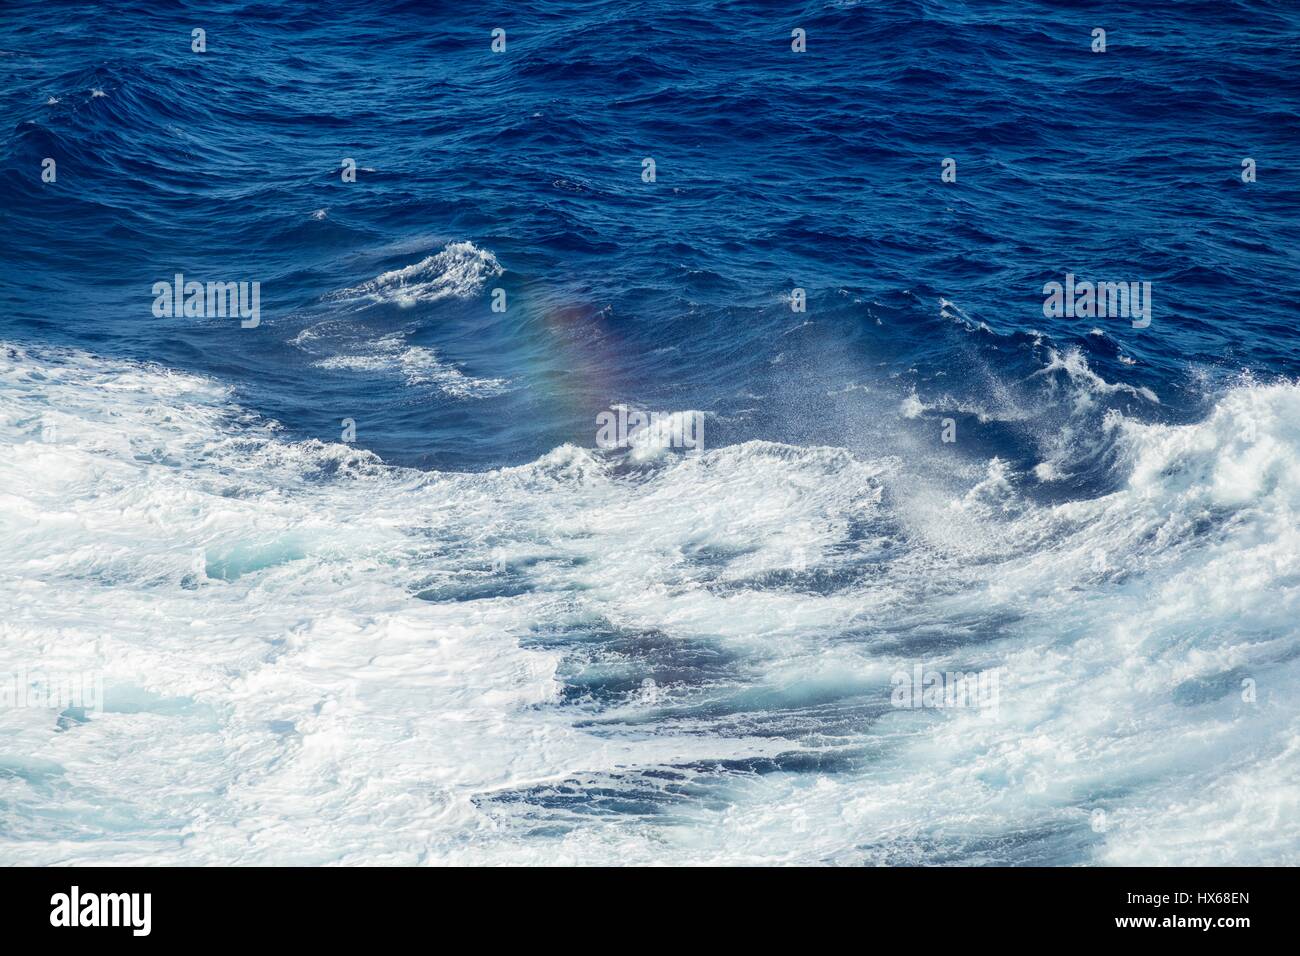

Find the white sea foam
[[899, 389, 1029, 424], [312, 332, 507, 397], [1032, 346, 1159, 405], [326, 241, 503, 308], [1, 343, 1296, 865]]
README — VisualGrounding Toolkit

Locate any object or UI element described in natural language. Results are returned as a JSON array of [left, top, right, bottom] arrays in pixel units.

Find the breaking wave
[[325, 241, 504, 308], [2, 341, 1296, 864]]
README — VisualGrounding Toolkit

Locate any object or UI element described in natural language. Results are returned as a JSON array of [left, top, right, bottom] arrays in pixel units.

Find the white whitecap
[[326, 241, 503, 307]]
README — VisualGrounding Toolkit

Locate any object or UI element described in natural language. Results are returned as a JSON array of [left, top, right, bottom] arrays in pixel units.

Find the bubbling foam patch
[[1, 343, 1296, 864], [325, 240, 503, 308]]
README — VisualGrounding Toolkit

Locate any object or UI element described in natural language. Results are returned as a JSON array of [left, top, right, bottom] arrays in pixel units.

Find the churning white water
[[1, 343, 1296, 864]]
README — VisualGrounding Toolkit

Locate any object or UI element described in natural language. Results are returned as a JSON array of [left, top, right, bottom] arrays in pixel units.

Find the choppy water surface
[[1, 1, 1298, 864]]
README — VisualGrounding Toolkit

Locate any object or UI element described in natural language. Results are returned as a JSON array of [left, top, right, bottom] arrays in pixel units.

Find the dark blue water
[[4, 0, 1296, 472]]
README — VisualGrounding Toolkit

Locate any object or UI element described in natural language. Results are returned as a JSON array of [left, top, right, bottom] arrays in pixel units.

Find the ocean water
[[1, 0, 1298, 865]]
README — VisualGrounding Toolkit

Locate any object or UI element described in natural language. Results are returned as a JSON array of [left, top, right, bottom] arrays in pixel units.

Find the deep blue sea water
[[1, 1, 1298, 864]]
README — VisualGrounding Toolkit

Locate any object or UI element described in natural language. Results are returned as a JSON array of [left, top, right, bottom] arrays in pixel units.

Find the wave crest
[[326, 241, 503, 307]]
